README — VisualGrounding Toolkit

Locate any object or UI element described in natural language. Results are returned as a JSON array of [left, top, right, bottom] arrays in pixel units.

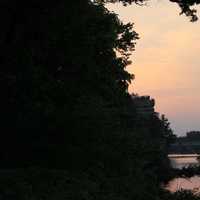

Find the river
[[166, 154, 200, 194], [168, 154, 199, 169]]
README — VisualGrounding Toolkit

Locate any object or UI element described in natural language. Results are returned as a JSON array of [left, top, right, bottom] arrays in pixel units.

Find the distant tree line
[[186, 131, 200, 139]]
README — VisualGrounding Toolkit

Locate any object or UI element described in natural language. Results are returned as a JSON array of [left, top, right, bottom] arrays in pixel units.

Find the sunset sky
[[107, 0, 200, 136]]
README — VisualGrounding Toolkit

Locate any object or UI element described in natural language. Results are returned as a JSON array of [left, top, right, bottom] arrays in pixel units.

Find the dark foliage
[[0, 0, 195, 200], [0, 0, 139, 168]]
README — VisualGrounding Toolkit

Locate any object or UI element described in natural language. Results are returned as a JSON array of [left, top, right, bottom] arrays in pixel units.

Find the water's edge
[[167, 154, 200, 193]]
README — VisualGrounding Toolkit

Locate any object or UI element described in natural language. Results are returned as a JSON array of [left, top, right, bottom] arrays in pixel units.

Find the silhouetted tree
[[0, 1, 187, 200], [0, 0, 139, 167]]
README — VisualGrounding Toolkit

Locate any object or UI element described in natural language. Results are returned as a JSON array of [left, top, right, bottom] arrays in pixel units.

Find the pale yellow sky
[[107, 0, 200, 136]]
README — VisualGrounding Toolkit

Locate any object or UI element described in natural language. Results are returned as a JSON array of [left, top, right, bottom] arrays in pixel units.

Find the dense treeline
[[0, 0, 197, 199], [1, 0, 138, 168]]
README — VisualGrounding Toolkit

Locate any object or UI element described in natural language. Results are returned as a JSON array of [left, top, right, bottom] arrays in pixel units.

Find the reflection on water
[[168, 154, 199, 169], [167, 154, 200, 193], [166, 176, 200, 194]]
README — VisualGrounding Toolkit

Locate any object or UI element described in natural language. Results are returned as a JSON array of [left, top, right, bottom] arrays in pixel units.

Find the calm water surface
[[166, 176, 200, 194], [168, 154, 199, 169], [167, 154, 200, 193]]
